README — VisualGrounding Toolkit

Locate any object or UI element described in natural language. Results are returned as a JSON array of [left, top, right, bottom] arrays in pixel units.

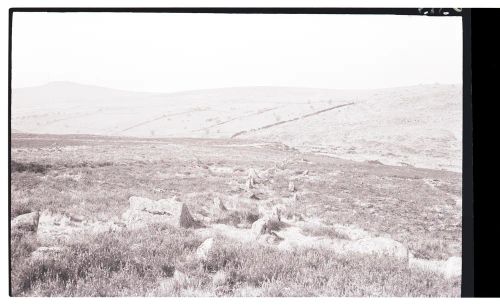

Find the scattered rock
[[11, 211, 40, 232], [271, 205, 282, 222], [68, 214, 85, 223], [213, 197, 227, 211], [196, 237, 215, 261], [288, 181, 296, 192], [123, 196, 196, 229], [302, 170, 309, 175]]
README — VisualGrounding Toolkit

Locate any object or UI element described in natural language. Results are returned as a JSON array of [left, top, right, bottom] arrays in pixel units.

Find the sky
[[12, 12, 462, 93]]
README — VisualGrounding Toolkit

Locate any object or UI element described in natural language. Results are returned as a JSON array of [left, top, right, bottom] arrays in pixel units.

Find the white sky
[[12, 12, 462, 93]]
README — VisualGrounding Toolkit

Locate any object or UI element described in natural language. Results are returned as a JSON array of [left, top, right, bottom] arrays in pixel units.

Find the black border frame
[[7, 7, 472, 297]]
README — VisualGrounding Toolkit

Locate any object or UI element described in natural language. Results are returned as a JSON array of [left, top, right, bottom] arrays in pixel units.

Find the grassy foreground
[[11, 225, 460, 297], [10, 133, 462, 296]]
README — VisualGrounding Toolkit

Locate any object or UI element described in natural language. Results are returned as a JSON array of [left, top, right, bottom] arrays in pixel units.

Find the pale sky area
[[12, 12, 462, 93]]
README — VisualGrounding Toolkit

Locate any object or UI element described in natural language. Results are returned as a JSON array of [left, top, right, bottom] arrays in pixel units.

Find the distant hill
[[11, 82, 462, 171]]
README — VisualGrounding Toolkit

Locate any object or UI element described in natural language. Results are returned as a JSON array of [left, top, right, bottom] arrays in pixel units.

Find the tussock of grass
[[11, 161, 51, 174]]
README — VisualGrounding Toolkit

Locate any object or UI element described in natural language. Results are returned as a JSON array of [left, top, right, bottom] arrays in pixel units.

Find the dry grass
[[10, 133, 462, 296], [11, 226, 460, 297]]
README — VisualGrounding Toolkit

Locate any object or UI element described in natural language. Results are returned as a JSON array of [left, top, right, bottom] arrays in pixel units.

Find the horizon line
[[11, 80, 463, 95]]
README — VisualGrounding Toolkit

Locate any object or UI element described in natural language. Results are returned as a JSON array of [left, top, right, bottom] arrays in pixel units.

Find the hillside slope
[[11, 82, 462, 171]]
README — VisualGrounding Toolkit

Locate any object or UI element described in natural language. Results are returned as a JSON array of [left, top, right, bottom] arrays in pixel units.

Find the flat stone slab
[[37, 211, 124, 245], [123, 196, 196, 229]]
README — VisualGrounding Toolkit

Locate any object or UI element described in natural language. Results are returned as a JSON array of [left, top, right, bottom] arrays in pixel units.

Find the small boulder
[[246, 192, 261, 200], [196, 237, 215, 261], [123, 196, 196, 229], [345, 236, 409, 260], [271, 205, 282, 222], [11, 211, 40, 232], [288, 181, 296, 192], [246, 178, 254, 190], [251, 217, 270, 237], [213, 197, 227, 211], [258, 231, 284, 245]]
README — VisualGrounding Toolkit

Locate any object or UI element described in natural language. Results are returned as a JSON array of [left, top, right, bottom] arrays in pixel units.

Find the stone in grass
[[11, 211, 40, 232], [123, 196, 196, 229], [344, 236, 409, 260], [36, 211, 122, 245], [408, 255, 462, 279], [213, 197, 227, 211], [258, 231, 284, 245], [251, 218, 268, 237], [272, 205, 282, 222], [246, 178, 254, 190], [196, 237, 215, 261]]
